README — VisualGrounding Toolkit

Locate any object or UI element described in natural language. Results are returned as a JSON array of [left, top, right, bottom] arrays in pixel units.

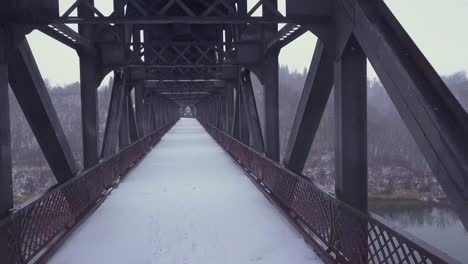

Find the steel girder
[[9, 39, 78, 183], [282, 41, 334, 175]]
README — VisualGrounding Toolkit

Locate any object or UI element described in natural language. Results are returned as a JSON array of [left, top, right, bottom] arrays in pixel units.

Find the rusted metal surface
[[201, 121, 459, 264], [0, 121, 176, 264]]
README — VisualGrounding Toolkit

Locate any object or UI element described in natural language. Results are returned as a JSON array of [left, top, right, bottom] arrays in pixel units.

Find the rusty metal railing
[[200, 121, 459, 264], [0, 121, 176, 264]]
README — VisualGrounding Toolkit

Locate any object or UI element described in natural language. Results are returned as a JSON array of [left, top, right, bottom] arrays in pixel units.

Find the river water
[[370, 201, 468, 263]]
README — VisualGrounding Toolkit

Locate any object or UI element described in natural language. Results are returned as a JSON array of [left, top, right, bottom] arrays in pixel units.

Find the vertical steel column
[[135, 82, 144, 137], [101, 71, 126, 157], [232, 88, 240, 139], [132, 24, 141, 56], [78, 0, 100, 168], [143, 94, 151, 133], [150, 95, 156, 130], [217, 93, 223, 129], [240, 69, 264, 152], [262, 0, 279, 161], [152, 96, 159, 130], [225, 83, 234, 134], [263, 56, 279, 160], [0, 63, 12, 218], [160, 98, 165, 127], [127, 91, 139, 142], [119, 85, 130, 148], [334, 36, 368, 212], [238, 0, 247, 15], [238, 88, 250, 145], [0, 33, 12, 262]]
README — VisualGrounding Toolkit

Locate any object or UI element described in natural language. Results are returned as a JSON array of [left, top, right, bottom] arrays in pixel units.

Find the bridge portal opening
[[181, 105, 195, 118]]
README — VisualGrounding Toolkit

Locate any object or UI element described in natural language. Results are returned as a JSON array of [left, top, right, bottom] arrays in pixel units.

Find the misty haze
[[1, 0, 468, 263]]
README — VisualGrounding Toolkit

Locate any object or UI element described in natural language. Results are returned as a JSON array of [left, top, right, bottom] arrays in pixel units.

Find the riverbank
[[369, 192, 448, 205]]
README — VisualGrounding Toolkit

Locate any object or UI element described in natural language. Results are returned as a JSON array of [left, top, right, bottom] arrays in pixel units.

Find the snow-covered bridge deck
[[49, 118, 322, 264]]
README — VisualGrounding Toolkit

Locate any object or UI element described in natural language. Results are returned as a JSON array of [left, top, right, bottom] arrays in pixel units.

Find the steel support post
[[0, 63, 12, 218], [212, 100, 217, 127], [0, 36, 13, 264], [225, 83, 234, 135], [334, 36, 367, 212], [135, 82, 144, 137], [101, 71, 126, 157], [127, 92, 139, 142], [159, 98, 165, 127], [147, 95, 152, 132], [232, 89, 240, 139], [78, 0, 100, 168], [142, 95, 149, 135], [262, 54, 279, 161], [262, 0, 280, 161], [158, 97, 163, 129], [119, 86, 130, 149], [152, 96, 159, 130], [238, 88, 250, 145], [240, 69, 264, 152], [217, 93, 223, 129], [150, 95, 156, 130], [283, 41, 334, 174], [0, 67, 12, 259], [346, 0, 468, 229]]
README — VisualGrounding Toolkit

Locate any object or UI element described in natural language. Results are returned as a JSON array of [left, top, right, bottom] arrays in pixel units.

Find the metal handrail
[[200, 121, 459, 264], [0, 121, 177, 264]]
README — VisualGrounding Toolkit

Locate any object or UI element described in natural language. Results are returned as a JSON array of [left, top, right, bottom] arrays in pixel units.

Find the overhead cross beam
[[6, 13, 330, 25], [38, 24, 94, 51], [265, 23, 307, 54]]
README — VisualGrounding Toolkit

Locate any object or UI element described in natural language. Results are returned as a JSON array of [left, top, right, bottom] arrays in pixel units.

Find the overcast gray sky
[[27, 0, 468, 86]]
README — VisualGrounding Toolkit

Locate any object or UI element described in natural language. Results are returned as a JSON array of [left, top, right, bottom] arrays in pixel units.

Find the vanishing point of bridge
[[1, 0, 467, 263]]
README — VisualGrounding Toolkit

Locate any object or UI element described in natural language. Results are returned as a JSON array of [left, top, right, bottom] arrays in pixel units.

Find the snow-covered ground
[[48, 118, 322, 264]]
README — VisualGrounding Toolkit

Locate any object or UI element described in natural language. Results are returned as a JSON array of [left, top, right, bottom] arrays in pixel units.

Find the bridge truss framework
[[0, 0, 467, 263]]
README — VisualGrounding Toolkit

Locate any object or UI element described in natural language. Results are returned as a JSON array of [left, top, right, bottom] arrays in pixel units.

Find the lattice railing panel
[[0, 121, 176, 264], [201, 121, 458, 264]]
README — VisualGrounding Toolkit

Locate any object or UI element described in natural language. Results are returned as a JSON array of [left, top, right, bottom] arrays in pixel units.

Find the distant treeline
[[252, 67, 468, 180], [9, 77, 114, 169], [8, 68, 468, 197]]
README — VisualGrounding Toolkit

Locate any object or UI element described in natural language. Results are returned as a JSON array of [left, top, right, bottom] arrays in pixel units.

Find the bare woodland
[[10, 68, 468, 203]]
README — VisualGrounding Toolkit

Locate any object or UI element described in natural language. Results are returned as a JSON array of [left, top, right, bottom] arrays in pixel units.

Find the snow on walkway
[[49, 118, 322, 264]]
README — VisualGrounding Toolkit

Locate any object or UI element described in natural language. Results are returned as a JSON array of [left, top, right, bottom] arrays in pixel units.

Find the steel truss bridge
[[0, 0, 467, 263]]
